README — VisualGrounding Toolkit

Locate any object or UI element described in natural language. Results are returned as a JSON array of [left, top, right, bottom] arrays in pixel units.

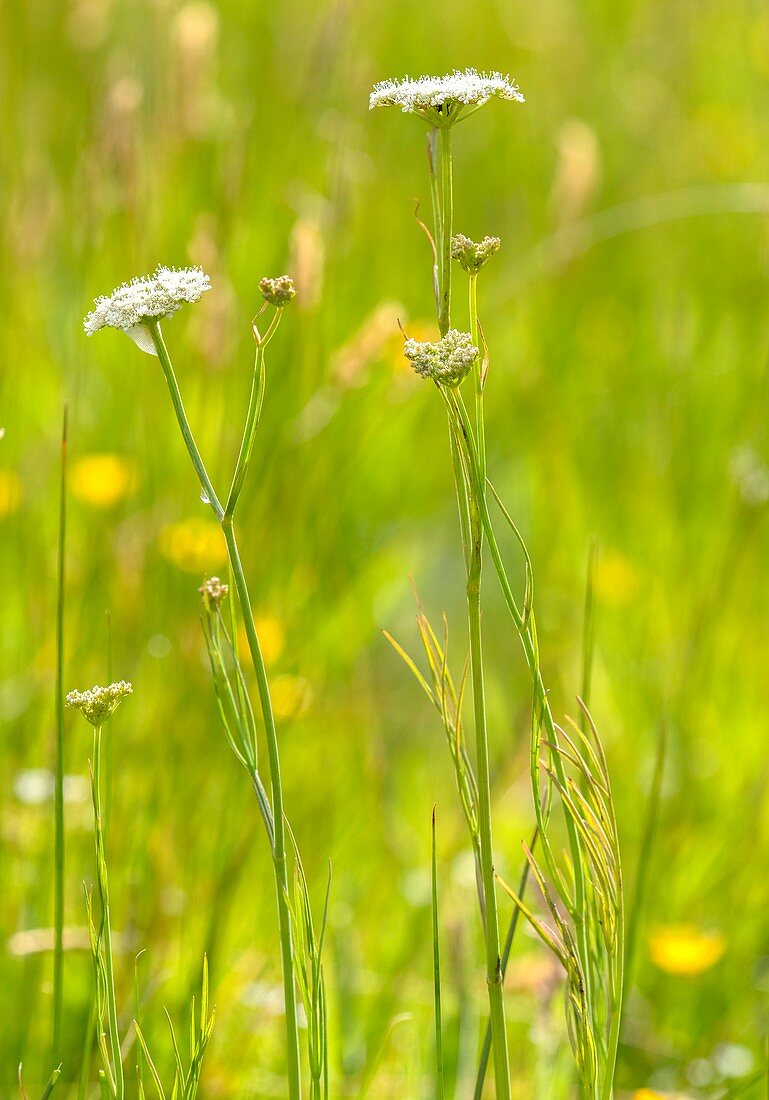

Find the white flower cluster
[[404, 330, 478, 386], [370, 69, 524, 116], [451, 234, 501, 273], [66, 681, 133, 726], [84, 266, 211, 353]]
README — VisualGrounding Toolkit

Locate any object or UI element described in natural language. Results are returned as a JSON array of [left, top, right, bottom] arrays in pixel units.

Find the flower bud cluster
[[403, 329, 478, 386]]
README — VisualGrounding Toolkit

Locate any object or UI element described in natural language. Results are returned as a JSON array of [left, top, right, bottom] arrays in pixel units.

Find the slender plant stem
[[431, 807, 445, 1100], [432, 122, 510, 1099], [149, 323, 224, 519], [474, 827, 537, 1100], [466, 497, 511, 1100], [468, 275, 485, 484], [438, 125, 453, 337], [602, 903, 624, 1100], [91, 725, 123, 1098], [426, 130, 442, 319], [148, 320, 302, 1100], [465, 277, 510, 1099], [222, 518, 302, 1100], [52, 404, 67, 1065], [447, 389, 594, 1010]]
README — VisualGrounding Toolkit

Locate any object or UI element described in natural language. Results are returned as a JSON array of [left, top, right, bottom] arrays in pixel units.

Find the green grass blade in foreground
[[474, 827, 537, 1100], [52, 404, 67, 1066], [431, 808, 445, 1100]]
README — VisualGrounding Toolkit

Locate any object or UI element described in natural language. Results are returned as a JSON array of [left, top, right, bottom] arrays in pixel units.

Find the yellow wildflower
[[158, 518, 227, 573], [70, 453, 134, 508], [632, 1091, 665, 1100], [649, 925, 726, 976], [0, 470, 22, 518]]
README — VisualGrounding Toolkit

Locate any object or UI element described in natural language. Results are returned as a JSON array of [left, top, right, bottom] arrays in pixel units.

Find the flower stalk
[[432, 129, 511, 1100], [146, 315, 303, 1100], [90, 722, 123, 1099]]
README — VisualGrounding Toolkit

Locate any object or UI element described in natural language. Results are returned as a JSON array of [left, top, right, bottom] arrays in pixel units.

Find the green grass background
[[3, 0, 769, 1095]]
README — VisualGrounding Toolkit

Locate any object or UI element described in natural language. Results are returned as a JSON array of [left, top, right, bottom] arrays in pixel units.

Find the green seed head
[[259, 275, 297, 307]]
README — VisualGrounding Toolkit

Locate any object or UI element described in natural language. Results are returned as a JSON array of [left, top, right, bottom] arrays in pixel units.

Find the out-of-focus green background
[[3, 0, 769, 1095]]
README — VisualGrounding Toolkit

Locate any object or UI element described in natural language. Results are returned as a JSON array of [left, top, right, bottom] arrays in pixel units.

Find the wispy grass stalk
[[52, 404, 68, 1067], [431, 807, 445, 1100]]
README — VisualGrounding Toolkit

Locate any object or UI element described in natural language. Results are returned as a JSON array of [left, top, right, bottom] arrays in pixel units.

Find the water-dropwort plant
[[373, 68, 625, 1098], [84, 265, 326, 1098], [67, 682, 215, 1097]]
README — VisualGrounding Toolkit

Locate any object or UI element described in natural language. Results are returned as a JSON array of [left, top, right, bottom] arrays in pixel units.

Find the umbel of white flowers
[[369, 68, 524, 124], [404, 329, 478, 387], [66, 682, 133, 727], [452, 234, 501, 274], [83, 266, 211, 355]]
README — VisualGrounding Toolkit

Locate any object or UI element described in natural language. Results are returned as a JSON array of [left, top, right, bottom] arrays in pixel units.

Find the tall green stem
[[438, 125, 453, 337], [431, 807, 445, 1100], [433, 127, 510, 1099], [447, 389, 593, 1006], [52, 404, 67, 1064], [148, 321, 302, 1100], [222, 518, 302, 1100], [91, 725, 123, 1098], [225, 312, 281, 520], [150, 324, 223, 519], [468, 274, 485, 485], [466, 522, 511, 1100]]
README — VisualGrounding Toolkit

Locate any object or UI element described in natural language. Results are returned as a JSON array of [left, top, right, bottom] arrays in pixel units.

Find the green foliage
[[4, 1, 769, 1095], [134, 958, 215, 1100]]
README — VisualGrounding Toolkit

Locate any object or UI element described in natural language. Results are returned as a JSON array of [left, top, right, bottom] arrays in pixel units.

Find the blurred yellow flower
[[0, 470, 22, 518], [595, 550, 638, 607], [632, 1091, 665, 1100], [236, 616, 286, 667], [158, 518, 227, 573], [271, 674, 312, 720], [257, 616, 286, 666], [70, 453, 134, 508], [649, 925, 726, 976]]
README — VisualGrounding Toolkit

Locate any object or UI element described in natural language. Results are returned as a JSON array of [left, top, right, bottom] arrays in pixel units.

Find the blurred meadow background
[[3, 0, 769, 1095]]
